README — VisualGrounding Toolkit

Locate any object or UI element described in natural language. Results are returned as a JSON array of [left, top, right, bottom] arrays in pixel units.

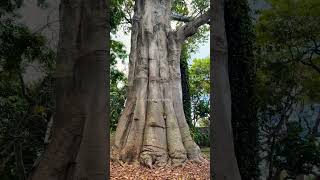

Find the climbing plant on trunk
[[111, 0, 210, 168], [225, 0, 260, 179]]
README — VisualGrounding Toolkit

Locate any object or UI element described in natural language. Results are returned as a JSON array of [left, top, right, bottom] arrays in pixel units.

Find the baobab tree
[[111, 0, 210, 168]]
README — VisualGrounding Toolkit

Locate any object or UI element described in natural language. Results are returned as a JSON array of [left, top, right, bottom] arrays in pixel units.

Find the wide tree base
[[111, 133, 207, 168], [111, 143, 207, 168], [111, 154, 207, 169]]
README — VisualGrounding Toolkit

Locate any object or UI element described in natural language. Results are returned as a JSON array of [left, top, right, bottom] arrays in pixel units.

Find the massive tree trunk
[[111, 0, 209, 168], [28, 0, 109, 179], [211, 0, 242, 179]]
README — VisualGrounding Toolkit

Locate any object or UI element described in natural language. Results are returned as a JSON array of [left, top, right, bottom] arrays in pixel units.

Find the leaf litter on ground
[[110, 158, 210, 180]]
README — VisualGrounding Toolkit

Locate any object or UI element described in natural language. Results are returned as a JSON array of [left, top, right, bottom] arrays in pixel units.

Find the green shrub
[[191, 127, 209, 147]]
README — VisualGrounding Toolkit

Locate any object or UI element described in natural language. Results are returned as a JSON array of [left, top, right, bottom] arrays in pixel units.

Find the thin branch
[[0, 141, 14, 155], [32, 20, 59, 35], [44, 115, 54, 144], [299, 57, 320, 74], [177, 10, 210, 42], [14, 142, 26, 180], [18, 71, 32, 103], [287, 43, 320, 74], [171, 12, 192, 22], [32, 7, 59, 35], [312, 110, 320, 135], [0, 152, 14, 174]]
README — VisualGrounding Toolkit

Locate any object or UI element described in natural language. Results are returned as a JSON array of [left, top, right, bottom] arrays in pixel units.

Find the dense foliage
[[274, 122, 320, 177], [0, 13, 55, 180], [189, 57, 210, 127], [255, 0, 320, 178], [110, 40, 127, 131], [109, 0, 130, 132]]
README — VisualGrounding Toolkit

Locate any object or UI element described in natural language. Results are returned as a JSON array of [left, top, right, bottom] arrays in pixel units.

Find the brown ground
[[110, 160, 210, 180]]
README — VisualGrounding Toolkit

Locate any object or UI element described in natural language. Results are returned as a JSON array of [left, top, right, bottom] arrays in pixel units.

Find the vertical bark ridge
[[114, 0, 150, 163], [164, 32, 188, 166], [140, 0, 169, 168], [167, 33, 203, 162]]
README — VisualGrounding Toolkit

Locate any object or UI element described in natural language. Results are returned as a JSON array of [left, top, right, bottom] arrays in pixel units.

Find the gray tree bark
[[211, 0, 242, 179], [28, 0, 109, 179], [111, 0, 209, 168]]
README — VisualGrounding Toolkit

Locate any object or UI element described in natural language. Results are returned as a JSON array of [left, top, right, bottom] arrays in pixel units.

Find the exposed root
[[170, 152, 187, 168], [190, 157, 203, 164], [140, 153, 153, 169], [139, 146, 169, 169], [110, 146, 120, 163]]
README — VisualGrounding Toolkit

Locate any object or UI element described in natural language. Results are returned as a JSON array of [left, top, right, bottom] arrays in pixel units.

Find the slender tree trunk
[[211, 0, 242, 179], [14, 142, 26, 180], [111, 0, 209, 168], [267, 136, 276, 180], [312, 110, 320, 136], [28, 0, 108, 179], [44, 115, 54, 145], [225, 0, 260, 179]]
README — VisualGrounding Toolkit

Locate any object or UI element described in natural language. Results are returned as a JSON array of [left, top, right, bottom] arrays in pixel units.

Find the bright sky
[[112, 29, 210, 75]]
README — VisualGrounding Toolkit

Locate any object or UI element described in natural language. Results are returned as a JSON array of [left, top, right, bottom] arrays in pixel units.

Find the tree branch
[[0, 152, 14, 175], [14, 142, 26, 180], [177, 10, 210, 42], [300, 57, 320, 74], [171, 12, 191, 22], [44, 115, 54, 144], [312, 110, 320, 136]]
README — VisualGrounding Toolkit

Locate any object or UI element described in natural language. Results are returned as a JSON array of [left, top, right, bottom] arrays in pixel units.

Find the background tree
[[274, 121, 320, 178], [28, 0, 109, 179], [211, 0, 241, 178], [224, 0, 260, 179], [0, 2, 55, 179], [189, 57, 210, 127], [110, 40, 127, 131], [256, 0, 320, 75], [255, 0, 320, 178], [1, 0, 134, 178]]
